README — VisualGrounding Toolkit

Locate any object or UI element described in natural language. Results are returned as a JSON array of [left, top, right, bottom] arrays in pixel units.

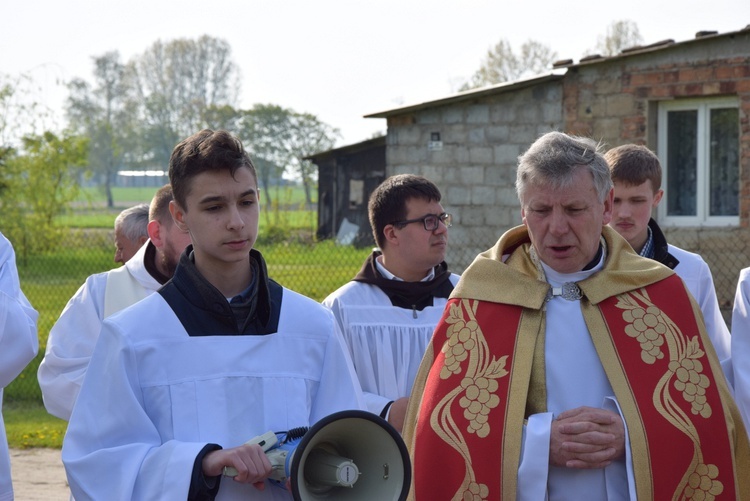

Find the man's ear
[[147, 220, 162, 247], [653, 189, 664, 208], [382, 224, 399, 246], [169, 200, 189, 232]]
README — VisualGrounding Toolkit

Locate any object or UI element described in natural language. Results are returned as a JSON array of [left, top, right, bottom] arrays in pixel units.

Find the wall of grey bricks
[[385, 80, 564, 272]]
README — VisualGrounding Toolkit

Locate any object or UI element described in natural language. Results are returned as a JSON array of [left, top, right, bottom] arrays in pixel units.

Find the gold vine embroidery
[[617, 289, 723, 500], [430, 299, 508, 501]]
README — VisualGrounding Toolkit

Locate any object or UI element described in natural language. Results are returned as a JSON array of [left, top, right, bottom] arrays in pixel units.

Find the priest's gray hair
[[515, 131, 612, 204], [114, 203, 149, 243]]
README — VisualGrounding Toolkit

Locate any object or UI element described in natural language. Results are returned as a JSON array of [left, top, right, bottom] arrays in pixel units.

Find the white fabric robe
[[0, 232, 39, 501], [731, 267, 750, 436], [322, 274, 460, 415], [669, 244, 731, 365], [37, 241, 160, 420], [518, 261, 635, 500], [62, 287, 364, 501]]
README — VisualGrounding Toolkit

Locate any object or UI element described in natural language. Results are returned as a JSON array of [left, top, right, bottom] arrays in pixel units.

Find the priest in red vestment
[[403, 131, 750, 500]]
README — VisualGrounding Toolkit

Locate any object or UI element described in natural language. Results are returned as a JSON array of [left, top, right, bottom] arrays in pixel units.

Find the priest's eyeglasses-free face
[[392, 212, 453, 231]]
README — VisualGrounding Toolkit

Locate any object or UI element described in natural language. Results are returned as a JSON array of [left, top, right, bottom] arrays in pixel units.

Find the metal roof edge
[[363, 71, 566, 118]]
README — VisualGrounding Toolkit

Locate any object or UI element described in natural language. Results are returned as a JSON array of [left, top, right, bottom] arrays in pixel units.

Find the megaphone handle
[[222, 431, 278, 477]]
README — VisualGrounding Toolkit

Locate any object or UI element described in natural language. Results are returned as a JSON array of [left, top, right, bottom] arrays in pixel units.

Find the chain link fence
[[7, 224, 746, 404]]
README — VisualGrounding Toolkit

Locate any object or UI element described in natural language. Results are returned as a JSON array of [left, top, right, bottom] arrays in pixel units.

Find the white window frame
[[657, 96, 740, 227]]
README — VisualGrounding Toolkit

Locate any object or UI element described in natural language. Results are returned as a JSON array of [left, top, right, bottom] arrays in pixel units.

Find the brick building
[[360, 26, 750, 319]]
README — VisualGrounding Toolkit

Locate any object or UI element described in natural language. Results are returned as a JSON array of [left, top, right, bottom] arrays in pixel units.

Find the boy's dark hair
[[604, 144, 662, 193], [368, 174, 442, 249], [169, 129, 257, 209]]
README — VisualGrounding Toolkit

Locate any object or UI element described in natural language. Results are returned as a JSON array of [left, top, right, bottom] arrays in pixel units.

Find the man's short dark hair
[[149, 184, 174, 226], [368, 174, 442, 249], [605, 144, 662, 192], [169, 129, 257, 210]]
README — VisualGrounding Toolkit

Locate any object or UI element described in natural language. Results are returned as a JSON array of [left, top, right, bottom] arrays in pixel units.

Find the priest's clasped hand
[[549, 406, 626, 469]]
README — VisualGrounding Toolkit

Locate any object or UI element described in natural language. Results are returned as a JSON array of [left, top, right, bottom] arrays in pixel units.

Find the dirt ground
[[9, 448, 70, 500]]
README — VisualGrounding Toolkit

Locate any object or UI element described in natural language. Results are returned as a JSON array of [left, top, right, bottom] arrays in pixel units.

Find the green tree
[[0, 131, 88, 257], [237, 104, 294, 211], [237, 105, 339, 211], [286, 112, 340, 208]]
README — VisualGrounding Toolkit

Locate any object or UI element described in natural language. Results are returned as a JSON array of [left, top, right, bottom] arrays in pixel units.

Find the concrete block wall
[[385, 81, 564, 272]]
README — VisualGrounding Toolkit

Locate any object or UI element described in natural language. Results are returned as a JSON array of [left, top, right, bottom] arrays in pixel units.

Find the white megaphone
[[224, 409, 411, 500]]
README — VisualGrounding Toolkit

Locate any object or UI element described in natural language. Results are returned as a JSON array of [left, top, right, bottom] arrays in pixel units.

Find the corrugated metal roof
[[305, 134, 386, 161], [364, 72, 565, 118]]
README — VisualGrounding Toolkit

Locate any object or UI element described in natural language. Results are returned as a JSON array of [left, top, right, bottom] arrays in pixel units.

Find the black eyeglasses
[[392, 212, 452, 231]]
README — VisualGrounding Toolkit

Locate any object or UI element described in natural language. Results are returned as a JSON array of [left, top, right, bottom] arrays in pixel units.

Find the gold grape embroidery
[[617, 289, 722, 498], [429, 299, 509, 500]]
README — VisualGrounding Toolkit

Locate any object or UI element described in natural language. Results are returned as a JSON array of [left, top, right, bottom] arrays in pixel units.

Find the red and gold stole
[[408, 277, 747, 501], [593, 275, 740, 500]]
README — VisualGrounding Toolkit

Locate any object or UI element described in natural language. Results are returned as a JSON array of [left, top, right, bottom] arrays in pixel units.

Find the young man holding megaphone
[[61, 130, 384, 500]]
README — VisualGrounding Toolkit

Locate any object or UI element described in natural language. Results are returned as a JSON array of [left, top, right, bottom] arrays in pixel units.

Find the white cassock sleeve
[[62, 321, 206, 501], [37, 274, 107, 420], [0, 237, 39, 389], [731, 267, 750, 436], [517, 400, 635, 501]]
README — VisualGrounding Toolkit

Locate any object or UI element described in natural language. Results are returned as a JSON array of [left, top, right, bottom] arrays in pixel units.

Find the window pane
[[709, 108, 739, 216], [667, 110, 697, 216]]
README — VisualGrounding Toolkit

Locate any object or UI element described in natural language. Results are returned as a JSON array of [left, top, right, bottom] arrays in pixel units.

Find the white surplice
[[62, 288, 364, 500], [322, 273, 460, 415], [37, 240, 159, 420]]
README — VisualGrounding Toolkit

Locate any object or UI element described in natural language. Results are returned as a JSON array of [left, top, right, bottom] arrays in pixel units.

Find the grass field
[[5, 186, 369, 449]]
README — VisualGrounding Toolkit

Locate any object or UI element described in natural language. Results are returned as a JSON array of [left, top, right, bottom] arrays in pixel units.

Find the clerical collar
[[581, 244, 603, 271], [375, 254, 435, 282], [638, 226, 655, 260], [541, 242, 606, 302]]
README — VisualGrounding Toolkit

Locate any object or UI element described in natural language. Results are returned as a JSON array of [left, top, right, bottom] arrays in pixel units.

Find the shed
[[308, 135, 386, 246]]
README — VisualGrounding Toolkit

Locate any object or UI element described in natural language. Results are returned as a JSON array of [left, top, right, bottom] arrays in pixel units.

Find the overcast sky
[[3, 0, 748, 146]]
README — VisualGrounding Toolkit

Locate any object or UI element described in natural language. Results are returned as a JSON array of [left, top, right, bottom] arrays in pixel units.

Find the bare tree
[[127, 35, 242, 166], [66, 51, 128, 207], [461, 39, 558, 91], [590, 20, 644, 57]]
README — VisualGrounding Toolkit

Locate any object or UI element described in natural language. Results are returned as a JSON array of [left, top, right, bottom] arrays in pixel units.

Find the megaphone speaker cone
[[289, 409, 411, 501]]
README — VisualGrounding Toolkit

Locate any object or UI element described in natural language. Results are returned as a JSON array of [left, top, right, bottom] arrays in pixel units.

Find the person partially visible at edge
[[322, 174, 460, 432], [606, 143, 731, 377], [38, 184, 192, 421], [61, 129, 364, 500], [402, 131, 750, 500], [113, 202, 149, 264], [0, 231, 39, 501], [730, 268, 750, 438]]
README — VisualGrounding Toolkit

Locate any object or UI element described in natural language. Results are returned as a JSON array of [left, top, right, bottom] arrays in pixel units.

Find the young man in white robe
[[38, 184, 192, 421], [605, 144, 731, 372], [322, 174, 459, 432], [62, 129, 364, 500], [731, 269, 750, 436], [0, 231, 38, 501]]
